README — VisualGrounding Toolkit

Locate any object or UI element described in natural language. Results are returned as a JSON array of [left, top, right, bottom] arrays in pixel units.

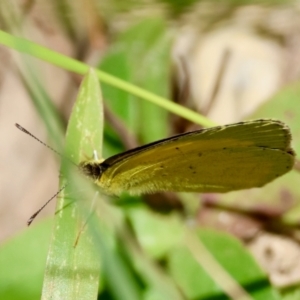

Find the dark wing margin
[[101, 119, 294, 167]]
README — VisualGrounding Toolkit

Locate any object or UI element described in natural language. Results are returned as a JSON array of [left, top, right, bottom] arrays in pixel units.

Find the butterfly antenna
[[27, 185, 66, 226], [15, 123, 63, 157], [15, 123, 77, 167], [15, 124, 76, 225]]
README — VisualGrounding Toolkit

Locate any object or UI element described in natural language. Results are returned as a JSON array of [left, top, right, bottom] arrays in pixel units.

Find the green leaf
[[41, 69, 142, 300], [0, 219, 52, 300], [128, 206, 183, 259], [41, 69, 102, 300], [100, 18, 173, 144], [168, 229, 280, 300]]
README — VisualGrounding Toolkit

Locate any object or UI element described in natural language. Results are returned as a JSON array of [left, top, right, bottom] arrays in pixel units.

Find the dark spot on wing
[[223, 147, 227, 150], [189, 166, 194, 170], [193, 171, 196, 174], [198, 152, 202, 157], [175, 147, 179, 150], [160, 165, 164, 169]]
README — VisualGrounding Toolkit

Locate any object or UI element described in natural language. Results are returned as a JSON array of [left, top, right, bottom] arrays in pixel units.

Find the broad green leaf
[[100, 18, 172, 146], [0, 219, 52, 300], [41, 69, 141, 300], [41, 69, 102, 300], [128, 206, 183, 259], [168, 229, 280, 300]]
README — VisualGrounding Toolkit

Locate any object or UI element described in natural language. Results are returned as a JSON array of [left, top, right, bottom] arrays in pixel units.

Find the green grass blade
[[0, 30, 214, 127], [18, 59, 65, 149]]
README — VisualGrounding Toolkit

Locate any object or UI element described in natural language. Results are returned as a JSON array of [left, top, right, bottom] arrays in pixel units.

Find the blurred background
[[1, 0, 300, 299]]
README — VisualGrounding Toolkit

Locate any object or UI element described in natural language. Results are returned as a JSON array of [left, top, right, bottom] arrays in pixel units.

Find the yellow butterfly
[[80, 119, 295, 195]]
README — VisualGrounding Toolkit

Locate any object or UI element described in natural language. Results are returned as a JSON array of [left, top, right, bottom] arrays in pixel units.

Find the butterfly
[[79, 119, 295, 195]]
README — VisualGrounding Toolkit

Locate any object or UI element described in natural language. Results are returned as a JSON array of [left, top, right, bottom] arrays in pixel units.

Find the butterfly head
[[79, 160, 106, 181]]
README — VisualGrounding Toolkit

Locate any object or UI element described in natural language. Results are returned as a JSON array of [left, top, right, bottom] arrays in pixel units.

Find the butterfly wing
[[97, 119, 295, 195]]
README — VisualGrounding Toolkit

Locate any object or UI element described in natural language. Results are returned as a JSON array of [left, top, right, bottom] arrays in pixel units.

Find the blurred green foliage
[[0, 1, 300, 300]]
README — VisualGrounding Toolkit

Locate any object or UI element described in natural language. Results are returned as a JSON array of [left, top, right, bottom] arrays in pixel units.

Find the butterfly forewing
[[95, 120, 294, 195]]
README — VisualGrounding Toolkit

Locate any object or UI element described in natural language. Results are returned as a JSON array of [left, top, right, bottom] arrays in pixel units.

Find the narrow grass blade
[[0, 30, 214, 127]]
